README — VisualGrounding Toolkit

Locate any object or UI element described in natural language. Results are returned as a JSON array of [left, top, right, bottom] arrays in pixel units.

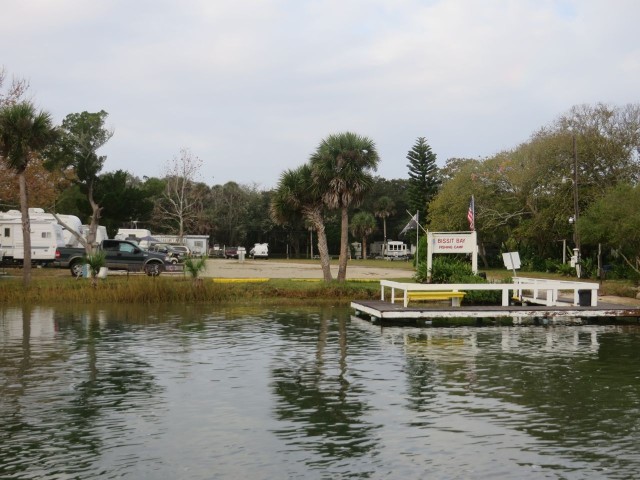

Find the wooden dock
[[351, 299, 640, 323]]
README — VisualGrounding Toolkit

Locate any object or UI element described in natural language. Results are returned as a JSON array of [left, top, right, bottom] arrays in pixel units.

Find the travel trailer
[[384, 240, 409, 260], [3, 208, 83, 247], [82, 225, 109, 245], [369, 240, 409, 259], [370, 241, 385, 258], [0, 214, 65, 265], [153, 234, 209, 256], [114, 228, 152, 242]]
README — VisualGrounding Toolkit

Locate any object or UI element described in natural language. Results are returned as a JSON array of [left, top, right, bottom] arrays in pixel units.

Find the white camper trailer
[[0, 215, 65, 265], [153, 234, 209, 256], [184, 236, 208, 256], [5, 208, 83, 247], [82, 225, 108, 245], [114, 228, 152, 243], [384, 240, 409, 260]]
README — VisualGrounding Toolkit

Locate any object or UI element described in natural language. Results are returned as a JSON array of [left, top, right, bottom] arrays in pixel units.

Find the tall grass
[[0, 276, 380, 305]]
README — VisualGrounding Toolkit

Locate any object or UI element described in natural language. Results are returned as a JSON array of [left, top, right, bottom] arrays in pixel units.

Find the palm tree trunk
[[19, 172, 32, 287], [383, 218, 387, 257], [307, 209, 332, 281], [337, 207, 349, 282]]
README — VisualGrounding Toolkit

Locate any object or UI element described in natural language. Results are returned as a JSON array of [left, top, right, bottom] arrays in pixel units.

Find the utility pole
[[573, 135, 581, 278]]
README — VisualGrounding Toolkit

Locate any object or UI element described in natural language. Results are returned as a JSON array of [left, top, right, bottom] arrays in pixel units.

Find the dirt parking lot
[[202, 259, 414, 280]]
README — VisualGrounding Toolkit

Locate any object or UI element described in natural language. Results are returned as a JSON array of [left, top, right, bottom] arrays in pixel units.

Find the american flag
[[467, 196, 475, 231]]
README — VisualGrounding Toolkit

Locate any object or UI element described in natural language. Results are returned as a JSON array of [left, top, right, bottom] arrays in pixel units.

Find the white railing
[[380, 279, 599, 308], [513, 277, 599, 307]]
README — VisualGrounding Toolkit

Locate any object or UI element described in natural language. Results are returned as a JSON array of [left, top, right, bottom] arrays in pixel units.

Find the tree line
[[2, 66, 639, 284]]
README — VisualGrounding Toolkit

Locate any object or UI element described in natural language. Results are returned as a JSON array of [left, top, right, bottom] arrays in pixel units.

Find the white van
[[249, 243, 269, 259]]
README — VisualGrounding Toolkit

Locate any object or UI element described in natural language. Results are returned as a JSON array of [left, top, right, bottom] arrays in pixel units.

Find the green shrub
[[184, 257, 207, 281], [414, 255, 473, 283], [414, 256, 502, 305], [556, 263, 576, 276]]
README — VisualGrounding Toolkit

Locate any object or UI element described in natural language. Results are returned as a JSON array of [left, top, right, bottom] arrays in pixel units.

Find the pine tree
[[406, 137, 440, 222]]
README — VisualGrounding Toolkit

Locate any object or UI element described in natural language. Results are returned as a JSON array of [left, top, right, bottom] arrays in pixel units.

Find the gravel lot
[[202, 259, 414, 280]]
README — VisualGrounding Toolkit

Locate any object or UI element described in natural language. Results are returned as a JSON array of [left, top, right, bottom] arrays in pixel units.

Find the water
[[1, 305, 640, 479]]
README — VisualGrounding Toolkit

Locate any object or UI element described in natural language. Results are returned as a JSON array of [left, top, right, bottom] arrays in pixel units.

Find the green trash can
[[578, 289, 592, 306]]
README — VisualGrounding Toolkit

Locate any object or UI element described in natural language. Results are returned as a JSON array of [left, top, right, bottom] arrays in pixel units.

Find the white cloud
[[1, 0, 639, 188]]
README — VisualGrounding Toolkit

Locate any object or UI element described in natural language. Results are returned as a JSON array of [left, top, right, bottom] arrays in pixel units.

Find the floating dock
[[351, 299, 640, 323]]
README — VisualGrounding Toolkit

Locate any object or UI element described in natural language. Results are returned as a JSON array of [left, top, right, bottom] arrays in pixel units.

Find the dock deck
[[351, 299, 640, 322]]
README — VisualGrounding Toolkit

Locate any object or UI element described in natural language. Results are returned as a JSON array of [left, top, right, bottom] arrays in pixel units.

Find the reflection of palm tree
[[270, 308, 377, 461]]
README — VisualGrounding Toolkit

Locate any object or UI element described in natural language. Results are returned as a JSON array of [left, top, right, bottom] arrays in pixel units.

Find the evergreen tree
[[406, 137, 440, 223]]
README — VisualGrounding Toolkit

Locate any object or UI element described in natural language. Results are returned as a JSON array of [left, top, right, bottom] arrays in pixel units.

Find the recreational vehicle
[[114, 228, 152, 242], [3, 208, 83, 247], [0, 215, 65, 265], [384, 240, 409, 260], [81, 225, 109, 245], [153, 234, 209, 256]]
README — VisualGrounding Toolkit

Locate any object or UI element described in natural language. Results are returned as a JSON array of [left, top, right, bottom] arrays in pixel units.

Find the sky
[[1, 0, 638, 189]]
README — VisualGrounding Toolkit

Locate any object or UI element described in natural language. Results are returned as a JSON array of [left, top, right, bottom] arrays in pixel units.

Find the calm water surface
[[1, 305, 639, 479]]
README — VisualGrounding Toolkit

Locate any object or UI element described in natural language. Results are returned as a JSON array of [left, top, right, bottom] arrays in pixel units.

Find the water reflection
[[0, 306, 164, 479], [1, 305, 640, 479], [270, 309, 378, 471]]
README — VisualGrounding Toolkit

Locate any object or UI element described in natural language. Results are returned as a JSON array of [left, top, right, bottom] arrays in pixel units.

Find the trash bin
[[578, 289, 592, 307], [238, 247, 246, 263]]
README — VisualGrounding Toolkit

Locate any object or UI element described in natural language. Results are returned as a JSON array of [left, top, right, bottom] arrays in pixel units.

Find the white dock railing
[[513, 277, 599, 307], [380, 279, 599, 308]]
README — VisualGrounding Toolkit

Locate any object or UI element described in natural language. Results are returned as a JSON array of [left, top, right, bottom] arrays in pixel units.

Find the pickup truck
[[53, 239, 174, 277]]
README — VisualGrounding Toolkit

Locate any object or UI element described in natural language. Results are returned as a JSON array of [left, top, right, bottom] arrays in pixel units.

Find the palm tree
[[270, 164, 333, 281], [310, 132, 380, 281], [350, 211, 377, 259], [374, 196, 396, 257], [0, 101, 56, 286]]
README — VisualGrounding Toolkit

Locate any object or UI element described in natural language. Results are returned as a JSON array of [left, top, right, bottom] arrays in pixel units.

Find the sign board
[[502, 251, 521, 277], [502, 252, 521, 270], [430, 233, 477, 253], [426, 231, 478, 280]]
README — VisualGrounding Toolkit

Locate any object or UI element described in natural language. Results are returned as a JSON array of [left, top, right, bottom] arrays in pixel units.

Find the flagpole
[[415, 211, 419, 266]]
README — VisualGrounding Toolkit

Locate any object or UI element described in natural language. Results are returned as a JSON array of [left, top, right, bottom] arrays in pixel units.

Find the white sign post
[[502, 251, 521, 278], [426, 231, 478, 281]]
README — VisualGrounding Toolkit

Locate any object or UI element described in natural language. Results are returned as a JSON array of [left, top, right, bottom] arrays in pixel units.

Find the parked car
[[224, 246, 239, 259], [148, 243, 181, 263], [171, 245, 191, 258]]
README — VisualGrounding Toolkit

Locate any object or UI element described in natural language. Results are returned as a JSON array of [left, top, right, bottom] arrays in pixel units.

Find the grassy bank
[[0, 274, 381, 305], [1, 264, 636, 305]]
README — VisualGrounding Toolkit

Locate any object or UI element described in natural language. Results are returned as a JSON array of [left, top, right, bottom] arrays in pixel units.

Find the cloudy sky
[[1, 0, 638, 189]]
